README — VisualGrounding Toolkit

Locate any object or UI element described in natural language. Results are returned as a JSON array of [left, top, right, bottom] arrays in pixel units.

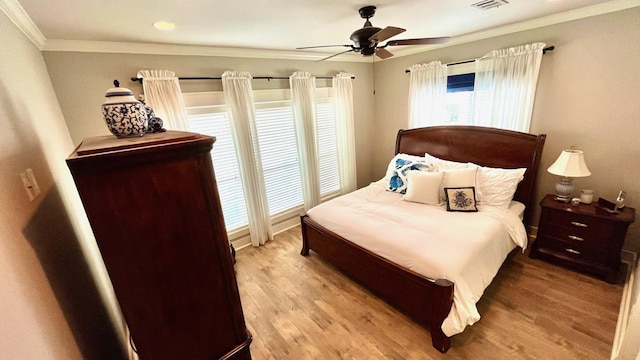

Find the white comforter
[[306, 180, 528, 336]]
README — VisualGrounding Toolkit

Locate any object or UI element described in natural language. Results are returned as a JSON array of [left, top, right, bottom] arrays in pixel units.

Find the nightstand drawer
[[538, 236, 607, 264], [545, 222, 613, 250], [545, 208, 616, 237]]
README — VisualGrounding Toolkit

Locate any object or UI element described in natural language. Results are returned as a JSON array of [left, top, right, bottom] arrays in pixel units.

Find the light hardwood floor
[[234, 226, 624, 360]]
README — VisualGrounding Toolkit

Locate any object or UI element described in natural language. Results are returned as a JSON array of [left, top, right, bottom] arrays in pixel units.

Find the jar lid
[[105, 79, 134, 98]]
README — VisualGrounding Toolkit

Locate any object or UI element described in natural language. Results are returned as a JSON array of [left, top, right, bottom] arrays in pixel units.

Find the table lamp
[[547, 148, 591, 202]]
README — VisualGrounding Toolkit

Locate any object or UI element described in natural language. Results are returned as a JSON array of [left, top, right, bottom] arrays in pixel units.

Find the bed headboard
[[395, 126, 546, 226]]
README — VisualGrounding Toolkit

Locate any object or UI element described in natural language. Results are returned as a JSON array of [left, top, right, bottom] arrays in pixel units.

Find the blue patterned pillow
[[388, 158, 433, 194]]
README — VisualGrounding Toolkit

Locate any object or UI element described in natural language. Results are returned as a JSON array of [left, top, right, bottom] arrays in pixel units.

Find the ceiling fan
[[297, 5, 450, 61]]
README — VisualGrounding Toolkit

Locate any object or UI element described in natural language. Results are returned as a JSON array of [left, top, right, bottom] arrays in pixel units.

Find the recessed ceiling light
[[153, 21, 175, 30]]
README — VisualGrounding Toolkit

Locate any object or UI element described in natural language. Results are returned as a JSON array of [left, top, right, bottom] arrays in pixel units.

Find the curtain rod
[[130, 75, 354, 83], [404, 45, 555, 73]]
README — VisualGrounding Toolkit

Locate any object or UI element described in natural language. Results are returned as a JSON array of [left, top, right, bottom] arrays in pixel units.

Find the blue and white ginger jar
[[102, 80, 148, 138]]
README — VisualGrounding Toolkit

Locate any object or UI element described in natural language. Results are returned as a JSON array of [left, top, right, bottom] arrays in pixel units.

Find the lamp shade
[[547, 149, 591, 177]]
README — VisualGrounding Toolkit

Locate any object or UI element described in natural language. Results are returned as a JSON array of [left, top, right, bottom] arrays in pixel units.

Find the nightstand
[[530, 194, 635, 283]]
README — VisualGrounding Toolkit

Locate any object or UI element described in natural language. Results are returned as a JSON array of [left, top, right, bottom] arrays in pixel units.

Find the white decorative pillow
[[403, 170, 444, 205], [440, 167, 478, 202], [424, 152, 469, 170], [471, 163, 527, 209], [385, 154, 434, 194]]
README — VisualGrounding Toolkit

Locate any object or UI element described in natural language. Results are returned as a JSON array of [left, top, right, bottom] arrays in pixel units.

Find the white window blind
[[316, 100, 340, 195], [186, 109, 249, 231], [443, 91, 474, 125], [254, 103, 304, 216]]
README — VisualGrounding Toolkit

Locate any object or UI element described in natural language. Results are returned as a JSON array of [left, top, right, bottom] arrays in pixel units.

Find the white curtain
[[472, 42, 546, 132], [407, 61, 447, 128], [289, 72, 321, 211], [333, 72, 357, 194], [136, 70, 188, 130], [221, 71, 273, 246]]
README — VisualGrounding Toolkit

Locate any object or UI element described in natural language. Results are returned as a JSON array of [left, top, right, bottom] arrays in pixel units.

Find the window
[[185, 98, 248, 231], [254, 102, 304, 216], [316, 98, 340, 195], [443, 71, 475, 125], [183, 88, 340, 234]]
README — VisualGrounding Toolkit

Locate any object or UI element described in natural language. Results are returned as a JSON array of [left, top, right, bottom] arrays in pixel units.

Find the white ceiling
[[7, 0, 638, 60]]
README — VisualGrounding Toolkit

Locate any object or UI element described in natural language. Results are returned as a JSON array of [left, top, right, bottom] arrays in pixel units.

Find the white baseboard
[[230, 214, 301, 251], [611, 250, 637, 360], [230, 236, 252, 252]]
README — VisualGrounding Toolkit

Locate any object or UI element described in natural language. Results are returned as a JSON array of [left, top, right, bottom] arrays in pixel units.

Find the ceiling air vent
[[471, 0, 509, 10]]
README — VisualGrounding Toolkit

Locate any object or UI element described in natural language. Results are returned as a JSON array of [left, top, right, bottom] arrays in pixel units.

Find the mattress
[[306, 180, 528, 336]]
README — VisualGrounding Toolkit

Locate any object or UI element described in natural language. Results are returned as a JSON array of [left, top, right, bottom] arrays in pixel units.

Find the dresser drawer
[[545, 208, 616, 236], [538, 235, 608, 264]]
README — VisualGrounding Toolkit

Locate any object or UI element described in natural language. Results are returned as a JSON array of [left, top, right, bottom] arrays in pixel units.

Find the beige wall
[[372, 8, 640, 251], [0, 11, 126, 360], [42, 52, 376, 189], [4, 4, 639, 359]]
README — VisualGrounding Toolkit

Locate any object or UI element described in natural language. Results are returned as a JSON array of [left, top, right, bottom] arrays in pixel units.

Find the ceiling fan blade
[[296, 44, 352, 50], [316, 49, 355, 62], [369, 26, 406, 43], [387, 37, 451, 46], [375, 47, 394, 59]]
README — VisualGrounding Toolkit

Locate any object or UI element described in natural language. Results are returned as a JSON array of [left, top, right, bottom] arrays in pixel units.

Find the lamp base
[[555, 177, 574, 202]]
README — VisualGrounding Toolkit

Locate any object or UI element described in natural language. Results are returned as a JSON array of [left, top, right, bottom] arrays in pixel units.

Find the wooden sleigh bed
[[300, 126, 546, 353]]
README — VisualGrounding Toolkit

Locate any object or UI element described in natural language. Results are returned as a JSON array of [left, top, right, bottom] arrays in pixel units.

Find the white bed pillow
[[403, 170, 444, 205], [471, 163, 527, 209], [424, 152, 469, 170], [384, 154, 434, 194], [443, 167, 478, 187]]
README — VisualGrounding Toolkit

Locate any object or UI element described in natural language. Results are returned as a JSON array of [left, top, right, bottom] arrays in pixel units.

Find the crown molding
[[0, 0, 45, 48], [40, 39, 370, 62], [389, 0, 640, 59]]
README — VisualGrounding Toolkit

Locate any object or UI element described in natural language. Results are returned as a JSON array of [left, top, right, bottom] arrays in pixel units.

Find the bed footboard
[[300, 214, 454, 353]]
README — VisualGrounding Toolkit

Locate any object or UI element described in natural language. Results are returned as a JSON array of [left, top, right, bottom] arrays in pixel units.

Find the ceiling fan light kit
[[297, 5, 450, 61]]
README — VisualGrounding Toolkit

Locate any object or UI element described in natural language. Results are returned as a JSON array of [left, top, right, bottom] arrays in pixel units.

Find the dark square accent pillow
[[444, 187, 478, 212]]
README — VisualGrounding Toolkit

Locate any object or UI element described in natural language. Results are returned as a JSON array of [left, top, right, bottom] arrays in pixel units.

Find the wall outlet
[[20, 168, 41, 201]]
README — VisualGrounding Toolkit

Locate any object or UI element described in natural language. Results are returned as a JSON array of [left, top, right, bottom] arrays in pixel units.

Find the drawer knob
[[571, 221, 588, 228], [568, 235, 584, 241], [565, 248, 581, 255]]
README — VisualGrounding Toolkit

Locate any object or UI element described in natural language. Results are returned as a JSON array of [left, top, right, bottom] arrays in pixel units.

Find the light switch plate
[[20, 168, 41, 201]]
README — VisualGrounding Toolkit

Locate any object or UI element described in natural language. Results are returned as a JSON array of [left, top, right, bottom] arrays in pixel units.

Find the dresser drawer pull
[[571, 221, 588, 228], [567, 235, 584, 241], [565, 248, 581, 255]]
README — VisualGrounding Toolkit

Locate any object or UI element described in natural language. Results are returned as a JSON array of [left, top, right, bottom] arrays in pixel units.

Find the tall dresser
[[67, 131, 252, 360]]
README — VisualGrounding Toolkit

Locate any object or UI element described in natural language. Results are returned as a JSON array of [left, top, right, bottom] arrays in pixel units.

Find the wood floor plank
[[234, 226, 624, 359]]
